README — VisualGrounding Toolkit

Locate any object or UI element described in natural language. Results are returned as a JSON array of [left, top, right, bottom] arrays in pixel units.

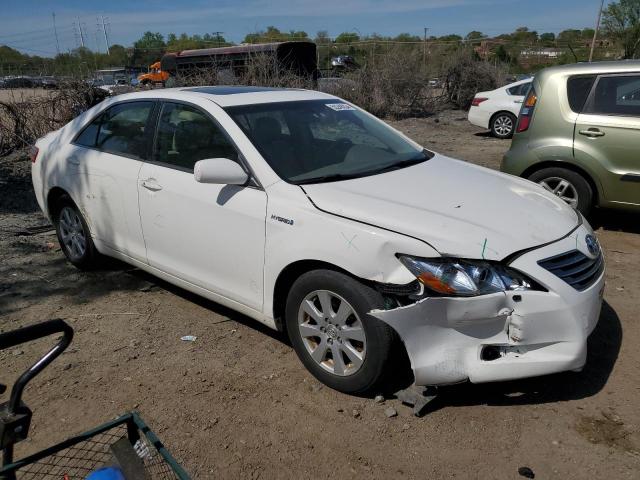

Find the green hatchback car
[[502, 61, 640, 215]]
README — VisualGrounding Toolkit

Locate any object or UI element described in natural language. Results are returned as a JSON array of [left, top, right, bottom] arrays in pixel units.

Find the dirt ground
[[1, 111, 639, 479]]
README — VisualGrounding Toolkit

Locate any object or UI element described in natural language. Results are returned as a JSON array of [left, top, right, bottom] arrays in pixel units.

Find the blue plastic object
[[85, 466, 126, 480]]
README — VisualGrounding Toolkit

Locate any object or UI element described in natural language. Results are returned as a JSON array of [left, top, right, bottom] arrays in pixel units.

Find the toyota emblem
[[585, 234, 599, 256]]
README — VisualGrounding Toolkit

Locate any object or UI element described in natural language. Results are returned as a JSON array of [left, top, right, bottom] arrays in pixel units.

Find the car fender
[[263, 181, 440, 320]]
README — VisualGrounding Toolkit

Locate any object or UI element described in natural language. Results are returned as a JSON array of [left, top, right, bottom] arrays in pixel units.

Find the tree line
[[2, 0, 640, 78]]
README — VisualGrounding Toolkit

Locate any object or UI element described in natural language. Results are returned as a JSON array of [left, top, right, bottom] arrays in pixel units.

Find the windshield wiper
[[294, 151, 431, 185], [295, 173, 361, 185], [365, 156, 429, 175]]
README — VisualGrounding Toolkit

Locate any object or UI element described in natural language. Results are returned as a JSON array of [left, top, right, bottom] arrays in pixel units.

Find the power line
[[0, 43, 58, 55], [0, 28, 57, 40]]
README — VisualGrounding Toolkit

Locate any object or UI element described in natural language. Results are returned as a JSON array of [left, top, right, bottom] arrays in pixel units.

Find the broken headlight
[[397, 256, 538, 297]]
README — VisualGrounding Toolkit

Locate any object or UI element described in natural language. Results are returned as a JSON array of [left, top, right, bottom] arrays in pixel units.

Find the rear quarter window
[[567, 75, 596, 113]]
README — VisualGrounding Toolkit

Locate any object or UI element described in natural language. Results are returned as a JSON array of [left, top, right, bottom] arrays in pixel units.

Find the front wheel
[[490, 112, 516, 139], [527, 167, 593, 215], [285, 269, 396, 394]]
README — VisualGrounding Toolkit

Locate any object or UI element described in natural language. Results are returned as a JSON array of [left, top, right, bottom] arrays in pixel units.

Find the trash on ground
[[518, 466, 535, 478]]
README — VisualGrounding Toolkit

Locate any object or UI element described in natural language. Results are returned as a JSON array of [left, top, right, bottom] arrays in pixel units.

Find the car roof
[[502, 78, 532, 89], [107, 86, 337, 107], [538, 60, 640, 79]]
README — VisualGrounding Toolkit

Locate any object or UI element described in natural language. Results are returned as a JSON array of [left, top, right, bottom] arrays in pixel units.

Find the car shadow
[[473, 131, 494, 138], [421, 300, 621, 413], [121, 266, 622, 407], [589, 208, 640, 235], [122, 266, 290, 345]]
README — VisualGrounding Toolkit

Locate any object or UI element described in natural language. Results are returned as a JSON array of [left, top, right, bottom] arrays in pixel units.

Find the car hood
[[302, 155, 579, 261]]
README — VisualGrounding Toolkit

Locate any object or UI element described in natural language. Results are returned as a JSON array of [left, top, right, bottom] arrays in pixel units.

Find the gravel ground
[[1, 111, 639, 479]]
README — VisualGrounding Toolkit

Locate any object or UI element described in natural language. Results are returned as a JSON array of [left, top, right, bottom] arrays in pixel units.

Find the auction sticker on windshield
[[326, 103, 356, 111]]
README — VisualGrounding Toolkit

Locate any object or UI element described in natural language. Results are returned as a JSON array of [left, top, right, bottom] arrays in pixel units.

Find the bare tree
[[602, 0, 640, 59]]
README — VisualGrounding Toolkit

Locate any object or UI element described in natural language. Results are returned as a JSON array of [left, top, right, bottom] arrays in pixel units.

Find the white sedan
[[31, 86, 603, 394], [468, 79, 532, 138]]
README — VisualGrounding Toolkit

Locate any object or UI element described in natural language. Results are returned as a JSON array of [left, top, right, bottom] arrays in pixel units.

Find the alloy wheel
[[493, 115, 513, 137], [538, 176, 579, 208], [58, 206, 87, 261], [297, 290, 366, 377]]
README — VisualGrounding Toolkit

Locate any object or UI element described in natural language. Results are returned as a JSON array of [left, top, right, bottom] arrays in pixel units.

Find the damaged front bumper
[[371, 225, 604, 386]]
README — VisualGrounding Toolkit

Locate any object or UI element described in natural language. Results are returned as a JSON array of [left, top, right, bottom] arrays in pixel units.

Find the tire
[[52, 195, 101, 270], [527, 167, 593, 215], [285, 269, 396, 394], [490, 112, 516, 139]]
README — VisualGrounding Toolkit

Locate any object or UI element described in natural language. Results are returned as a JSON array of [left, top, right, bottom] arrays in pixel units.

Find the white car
[[468, 79, 532, 138], [31, 87, 604, 394]]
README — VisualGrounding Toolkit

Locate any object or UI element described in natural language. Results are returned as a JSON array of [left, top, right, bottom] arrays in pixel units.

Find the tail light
[[471, 97, 488, 107], [516, 88, 538, 133], [29, 146, 39, 163]]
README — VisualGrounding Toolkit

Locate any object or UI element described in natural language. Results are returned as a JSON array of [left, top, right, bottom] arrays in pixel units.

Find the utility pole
[[211, 31, 224, 47], [77, 17, 85, 48], [589, 0, 605, 62], [423, 27, 429, 66], [100, 16, 110, 54], [52, 12, 60, 55]]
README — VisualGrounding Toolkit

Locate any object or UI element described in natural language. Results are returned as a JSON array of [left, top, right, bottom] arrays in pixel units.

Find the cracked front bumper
[[371, 225, 605, 386]]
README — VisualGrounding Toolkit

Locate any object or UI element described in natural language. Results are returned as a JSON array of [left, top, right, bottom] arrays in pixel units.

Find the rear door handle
[[514, 100, 523, 104], [68, 156, 80, 165], [579, 128, 605, 138], [141, 179, 163, 191]]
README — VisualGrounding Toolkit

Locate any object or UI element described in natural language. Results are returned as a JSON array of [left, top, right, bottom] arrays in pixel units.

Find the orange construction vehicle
[[137, 61, 169, 86]]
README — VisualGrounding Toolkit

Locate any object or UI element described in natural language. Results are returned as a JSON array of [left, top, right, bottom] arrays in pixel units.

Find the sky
[[0, 0, 611, 56]]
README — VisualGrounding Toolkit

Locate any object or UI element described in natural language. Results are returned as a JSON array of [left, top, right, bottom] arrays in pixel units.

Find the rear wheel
[[285, 270, 396, 394], [53, 195, 101, 269], [528, 167, 593, 215], [490, 112, 516, 139]]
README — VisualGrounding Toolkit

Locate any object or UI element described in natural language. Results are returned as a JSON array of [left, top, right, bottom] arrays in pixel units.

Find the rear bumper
[[500, 135, 537, 176], [468, 106, 491, 129], [371, 224, 604, 385]]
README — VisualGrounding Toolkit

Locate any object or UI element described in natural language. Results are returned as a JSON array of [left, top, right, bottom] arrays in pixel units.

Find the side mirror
[[194, 158, 249, 185]]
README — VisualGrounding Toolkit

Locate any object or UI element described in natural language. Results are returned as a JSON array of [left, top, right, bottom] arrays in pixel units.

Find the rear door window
[[567, 75, 596, 113], [585, 74, 640, 116], [507, 82, 531, 96], [75, 101, 154, 158], [96, 102, 154, 158], [152, 102, 238, 172], [75, 115, 102, 148]]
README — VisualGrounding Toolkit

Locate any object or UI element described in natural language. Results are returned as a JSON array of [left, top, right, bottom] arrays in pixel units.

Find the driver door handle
[[579, 128, 605, 138], [141, 179, 163, 191]]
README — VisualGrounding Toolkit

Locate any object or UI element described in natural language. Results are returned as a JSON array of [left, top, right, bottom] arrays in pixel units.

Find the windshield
[[225, 100, 432, 184]]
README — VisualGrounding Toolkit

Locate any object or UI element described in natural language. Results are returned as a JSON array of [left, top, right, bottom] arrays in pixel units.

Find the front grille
[[538, 249, 604, 291]]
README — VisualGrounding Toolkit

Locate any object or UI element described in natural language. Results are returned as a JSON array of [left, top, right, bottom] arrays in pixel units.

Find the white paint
[[194, 158, 248, 185], [371, 224, 604, 385], [31, 86, 603, 387], [468, 79, 531, 129]]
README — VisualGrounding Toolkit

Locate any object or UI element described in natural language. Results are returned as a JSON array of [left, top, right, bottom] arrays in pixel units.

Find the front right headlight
[[398, 255, 540, 297]]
